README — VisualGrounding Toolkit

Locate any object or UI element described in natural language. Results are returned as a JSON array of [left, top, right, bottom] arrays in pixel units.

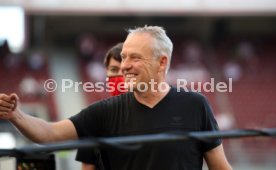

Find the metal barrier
[[1, 128, 275, 157]]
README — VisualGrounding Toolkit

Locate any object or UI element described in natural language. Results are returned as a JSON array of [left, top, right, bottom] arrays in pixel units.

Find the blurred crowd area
[[0, 40, 57, 121], [0, 16, 276, 168]]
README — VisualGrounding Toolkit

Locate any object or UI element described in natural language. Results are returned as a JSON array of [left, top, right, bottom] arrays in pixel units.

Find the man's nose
[[121, 58, 132, 72]]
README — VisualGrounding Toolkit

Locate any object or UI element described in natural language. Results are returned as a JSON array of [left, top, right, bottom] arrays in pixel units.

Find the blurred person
[[28, 51, 45, 71], [3, 53, 21, 70], [237, 41, 255, 61], [182, 41, 202, 64], [86, 62, 106, 82], [86, 42, 121, 83], [236, 41, 260, 75], [0, 40, 10, 59], [223, 60, 243, 82], [77, 42, 124, 170], [19, 75, 47, 99], [78, 34, 97, 61], [168, 41, 210, 86], [0, 26, 232, 170], [19, 75, 40, 97]]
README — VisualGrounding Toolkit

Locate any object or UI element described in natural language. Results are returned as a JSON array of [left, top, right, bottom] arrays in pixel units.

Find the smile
[[125, 74, 136, 78]]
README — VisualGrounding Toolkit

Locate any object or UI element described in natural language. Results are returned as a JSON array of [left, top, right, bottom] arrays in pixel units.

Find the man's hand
[[0, 93, 19, 120]]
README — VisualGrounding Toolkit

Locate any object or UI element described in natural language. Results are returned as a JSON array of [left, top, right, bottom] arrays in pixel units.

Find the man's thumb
[[10, 93, 19, 111]]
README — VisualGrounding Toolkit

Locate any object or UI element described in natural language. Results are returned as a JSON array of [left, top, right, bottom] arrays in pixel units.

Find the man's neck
[[134, 82, 171, 108]]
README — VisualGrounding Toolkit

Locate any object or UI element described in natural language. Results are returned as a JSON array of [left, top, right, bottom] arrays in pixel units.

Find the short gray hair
[[127, 25, 173, 74]]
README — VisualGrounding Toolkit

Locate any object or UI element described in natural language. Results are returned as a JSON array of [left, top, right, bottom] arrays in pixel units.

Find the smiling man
[[0, 26, 232, 170], [121, 27, 172, 106]]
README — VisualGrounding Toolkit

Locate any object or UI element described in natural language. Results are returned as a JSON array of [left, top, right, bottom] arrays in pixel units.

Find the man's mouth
[[125, 74, 137, 78]]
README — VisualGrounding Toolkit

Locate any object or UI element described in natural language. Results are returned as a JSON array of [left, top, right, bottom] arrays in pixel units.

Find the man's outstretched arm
[[0, 93, 78, 143]]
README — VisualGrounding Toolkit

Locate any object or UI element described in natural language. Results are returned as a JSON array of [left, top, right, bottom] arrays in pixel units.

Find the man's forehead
[[126, 32, 152, 42], [122, 34, 152, 53]]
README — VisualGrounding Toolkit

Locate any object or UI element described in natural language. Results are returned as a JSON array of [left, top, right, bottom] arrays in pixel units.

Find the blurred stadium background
[[0, 0, 275, 170]]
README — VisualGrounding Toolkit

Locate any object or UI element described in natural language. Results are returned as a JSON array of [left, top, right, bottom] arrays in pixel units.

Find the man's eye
[[111, 68, 118, 72], [132, 56, 140, 60]]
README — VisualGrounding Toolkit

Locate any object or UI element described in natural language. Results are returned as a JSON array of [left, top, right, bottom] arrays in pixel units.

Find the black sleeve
[[69, 100, 106, 138], [200, 95, 222, 152], [76, 148, 98, 164]]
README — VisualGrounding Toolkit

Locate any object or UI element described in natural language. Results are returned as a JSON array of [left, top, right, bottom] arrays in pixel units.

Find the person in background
[[77, 42, 125, 170], [104, 43, 125, 97]]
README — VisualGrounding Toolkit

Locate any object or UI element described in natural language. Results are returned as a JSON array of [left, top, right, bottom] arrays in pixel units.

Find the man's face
[[106, 57, 122, 77], [121, 33, 160, 92]]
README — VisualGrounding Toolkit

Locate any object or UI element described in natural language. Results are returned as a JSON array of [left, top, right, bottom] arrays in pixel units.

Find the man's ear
[[158, 56, 168, 73]]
